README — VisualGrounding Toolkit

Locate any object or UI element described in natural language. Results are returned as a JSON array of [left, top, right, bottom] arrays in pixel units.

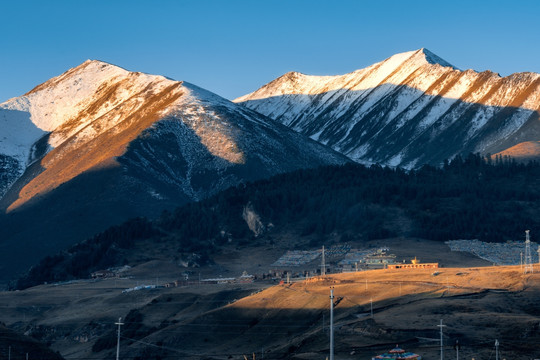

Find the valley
[[0, 238, 538, 360]]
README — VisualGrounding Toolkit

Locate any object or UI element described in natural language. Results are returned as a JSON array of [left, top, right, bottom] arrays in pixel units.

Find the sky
[[1, 0, 539, 102]]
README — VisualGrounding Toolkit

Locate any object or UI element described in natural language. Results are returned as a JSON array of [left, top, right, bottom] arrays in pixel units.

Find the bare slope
[[235, 48, 540, 167], [1, 261, 539, 360]]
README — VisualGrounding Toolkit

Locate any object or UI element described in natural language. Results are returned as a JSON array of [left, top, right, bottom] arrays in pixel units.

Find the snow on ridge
[[236, 48, 540, 169], [234, 49, 447, 101], [0, 107, 47, 164], [236, 48, 539, 107], [2, 60, 180, 133], [0, 60, 183, 174], [420, 48, 457, 69], [181, 81, 238, 109]]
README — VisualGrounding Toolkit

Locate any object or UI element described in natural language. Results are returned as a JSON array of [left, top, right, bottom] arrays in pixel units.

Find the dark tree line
[[14, 218, 159, 289], [14, 154, 540, 289]]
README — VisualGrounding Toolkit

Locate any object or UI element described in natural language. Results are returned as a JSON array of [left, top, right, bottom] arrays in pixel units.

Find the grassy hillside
[[3, 263, 539, 360], [0, 323, 64, 360]]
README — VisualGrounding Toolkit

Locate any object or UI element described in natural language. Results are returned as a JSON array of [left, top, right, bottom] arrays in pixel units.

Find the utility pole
[[115, 317, 124, 360], [495, 339, 499, 360], [525, 230, 533, 273], [329, 288, 334, 360], [322, 246, 326, 276], [454, 340, 460, 360], [438, 319, 446, 360]]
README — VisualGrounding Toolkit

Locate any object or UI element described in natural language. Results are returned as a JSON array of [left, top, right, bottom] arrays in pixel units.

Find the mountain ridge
[[0, 60, 348, 207], [235, 48, 540, 168]]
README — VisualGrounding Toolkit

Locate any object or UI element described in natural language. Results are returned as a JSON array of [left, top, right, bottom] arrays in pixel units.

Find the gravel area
[[446, 239, 540, 265]]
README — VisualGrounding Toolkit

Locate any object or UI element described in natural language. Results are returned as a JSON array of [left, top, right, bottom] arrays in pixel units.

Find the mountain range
[[1, 48, 540, 282], [1, 47, 540, 360], [235, 48, 540, 168], [0, 60, 347, 281]]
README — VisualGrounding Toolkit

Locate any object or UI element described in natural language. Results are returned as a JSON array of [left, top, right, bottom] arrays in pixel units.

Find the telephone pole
[[438, 319, 446, 360], [454, 340, 460, 360], [115, 317, 124, 360], [495, 339, 499, 360], [525, 230, 533, 273], [321, 246, 326, 276], [329, 288, 334, 360]]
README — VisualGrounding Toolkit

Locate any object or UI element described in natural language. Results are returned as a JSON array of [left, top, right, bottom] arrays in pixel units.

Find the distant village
[[89, 239, 540, 292], [91, 245, 439, 291]]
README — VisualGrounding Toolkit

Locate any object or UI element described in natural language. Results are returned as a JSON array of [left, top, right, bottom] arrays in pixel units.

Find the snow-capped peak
[[419, 48, 456, 69], [0, 59, 184, 187], [236, 48, 540, 169], [365, 48, 456, 77], [9, 59, 180, 131], [235, 48, 457, 102], [2, 60, 180, 147]]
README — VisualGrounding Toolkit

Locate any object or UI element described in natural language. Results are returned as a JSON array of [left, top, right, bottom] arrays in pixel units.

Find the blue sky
[[1, 0, 539, 102]]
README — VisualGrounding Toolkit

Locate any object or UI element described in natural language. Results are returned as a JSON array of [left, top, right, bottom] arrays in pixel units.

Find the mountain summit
[[235, 49, 540, 167], [0, 61, 348, 281]]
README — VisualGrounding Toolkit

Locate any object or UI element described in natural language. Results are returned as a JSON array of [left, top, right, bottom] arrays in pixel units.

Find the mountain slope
[[0, 323, 64, 360], [235, 48, 540, 167], [0, 61, 348, 282], [16, 156, 540, 290]]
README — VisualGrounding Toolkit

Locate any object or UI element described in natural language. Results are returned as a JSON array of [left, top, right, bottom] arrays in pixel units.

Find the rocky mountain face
[[0, 61, 348, 282], [235, 48, 540, 167]]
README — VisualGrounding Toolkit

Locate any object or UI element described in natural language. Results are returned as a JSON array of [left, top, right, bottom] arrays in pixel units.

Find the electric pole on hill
[[115, 317, 124, 360], [329, 288, 334, 360], [454, 340, 460, 360], [321, 246, 326, 276], [438, 319, 446, 360], [524, 230, 533, 273]]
